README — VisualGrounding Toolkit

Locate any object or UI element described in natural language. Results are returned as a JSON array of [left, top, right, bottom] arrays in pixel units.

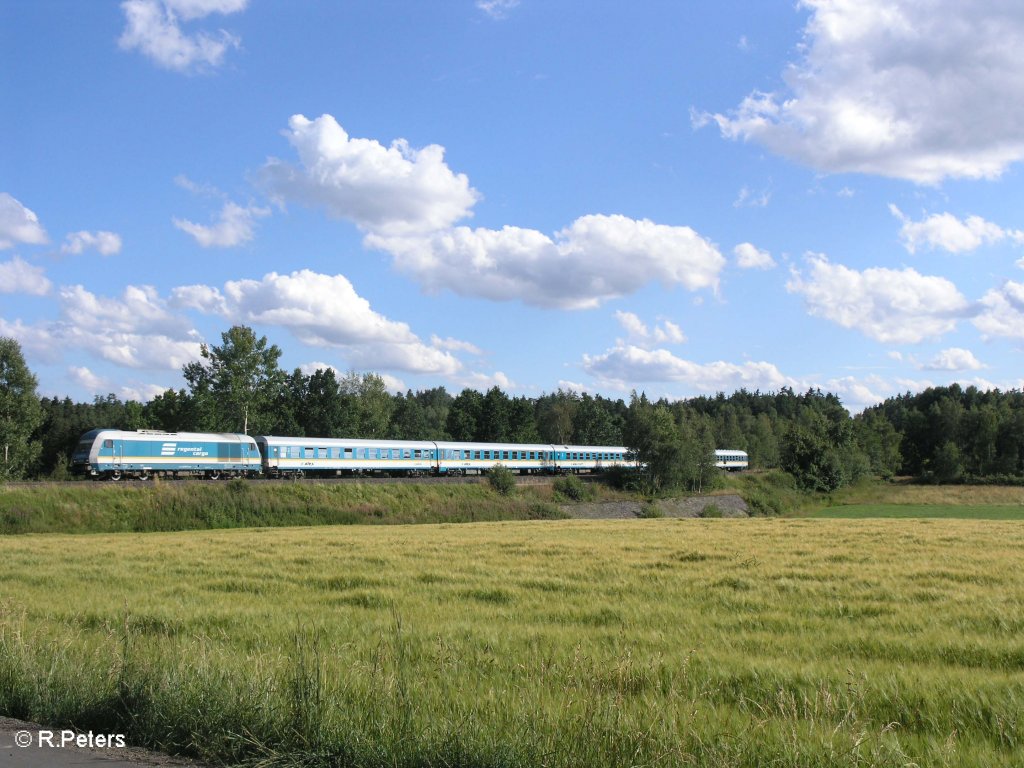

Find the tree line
[[3, 327, 1024, 490]]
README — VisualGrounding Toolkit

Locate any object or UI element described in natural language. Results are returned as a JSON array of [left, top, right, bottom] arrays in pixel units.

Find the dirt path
[[562, 493, 749, 519], [0, 718, 205, 768]]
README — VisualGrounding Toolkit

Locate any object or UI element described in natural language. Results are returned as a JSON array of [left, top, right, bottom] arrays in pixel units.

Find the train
[[71, 429, 632, 480], [71, 429, 749, 480]]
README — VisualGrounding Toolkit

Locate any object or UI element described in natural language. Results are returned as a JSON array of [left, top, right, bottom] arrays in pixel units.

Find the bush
[[602, 465, 643, 492], [553, 475, 592, 502], [699, 503, 723, 518], [636, 501, 663, 518], [488, 464, 516, 496]]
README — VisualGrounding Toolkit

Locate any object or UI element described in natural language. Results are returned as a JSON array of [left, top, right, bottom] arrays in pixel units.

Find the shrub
[[636, 501, 663, 518], [488, 464, 516, 496], [553, 475, 592, 502], [699, 503, 723, 518]]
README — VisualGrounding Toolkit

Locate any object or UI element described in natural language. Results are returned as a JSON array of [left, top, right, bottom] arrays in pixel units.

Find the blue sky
[[3, 0, 1024, 413]]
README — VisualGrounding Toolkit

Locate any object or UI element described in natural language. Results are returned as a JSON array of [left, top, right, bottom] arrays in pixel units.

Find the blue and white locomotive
[[72, 429, 261, 480]]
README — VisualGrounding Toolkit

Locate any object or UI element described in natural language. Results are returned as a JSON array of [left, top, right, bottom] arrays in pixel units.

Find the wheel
[[110, 469, 122, 481], [209, 470, 222, 480]]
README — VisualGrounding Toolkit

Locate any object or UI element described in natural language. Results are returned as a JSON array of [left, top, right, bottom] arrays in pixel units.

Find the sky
[[2, 0, 1024, 414]]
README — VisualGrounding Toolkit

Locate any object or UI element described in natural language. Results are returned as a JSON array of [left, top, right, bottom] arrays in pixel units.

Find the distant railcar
[[714, 449, 749, 471], [256, 435, 438, 477], [550, 445, 630, 474], [71, 429, 261, 480], [433, 441, 557, 475]]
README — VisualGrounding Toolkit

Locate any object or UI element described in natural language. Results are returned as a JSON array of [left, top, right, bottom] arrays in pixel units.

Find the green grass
[[808, 503, 1024, 519], [0, 480, 567, 534], [2, 518, 1023, 767]]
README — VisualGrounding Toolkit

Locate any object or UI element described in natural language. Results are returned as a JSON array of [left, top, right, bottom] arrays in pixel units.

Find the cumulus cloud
[[614, 311, 685, 347], [0, 256, 52, 296], [174, 201, 269, 247], [262, 114, 479, 236], [68, 366, 167, 401], [118, 0, 246, 73], [733, 242, 776, 270], [169, 283, 229, 314], [974, 280, 1024, 339], [368, 214, 725, 309], [583, 344, 794, 394], [921, 347, 985, 371], [2, 283, 203, 372], [431, 335, 483, 355], [0, 193, 48, 249], [61, 230, 123, 256], [68, 366, 108, 391], [786, 254, 971, 343], [261, 115, 724, 309], [218, 269, 461, 375], [696, 1, 1024, 183], [890, 205, 1024, 254]]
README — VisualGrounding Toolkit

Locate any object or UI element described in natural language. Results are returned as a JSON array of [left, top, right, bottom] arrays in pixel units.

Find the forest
[[4, 327, 1024, 490]]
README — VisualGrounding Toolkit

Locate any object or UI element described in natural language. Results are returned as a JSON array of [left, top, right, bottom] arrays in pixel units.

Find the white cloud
[[60, 284, 189, 336], [697, 1, 1024, 183], [26, 285, 205, 370], [431, 335, 483, 355], [889, 205, 1024, 254], [68, 365, 168, 401], [220, 269, 461, 375], [477, 0, 520, 19], [733, 242, 776, 270], [262, 114, 479, 236], [118, 0, 246, 73], [174, 201, 269, 247], [974, 280, 1024, 339], [614, 311, 686, 347], [457, 370, 514, 391], [0, 256, 52, 296], [733, 186, 770, 208], [583, 344, 794, 394], [61, 230, 123, 256], [786, 254, 971, 343], [921, 347, 985, 371], [368, 214, 725, 309], [169, 284, 229, 314], [68, 366, 108, 391], [0, 193, 48, 249]]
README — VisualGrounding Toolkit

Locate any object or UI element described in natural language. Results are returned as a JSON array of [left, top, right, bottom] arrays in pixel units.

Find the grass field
[[2, 518, 1022, 767], [807, 504, 1024, 519]]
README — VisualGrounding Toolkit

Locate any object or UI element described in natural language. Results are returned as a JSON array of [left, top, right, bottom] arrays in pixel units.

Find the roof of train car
[[256, 435, 436, 449], [433, 440, 555, 452]]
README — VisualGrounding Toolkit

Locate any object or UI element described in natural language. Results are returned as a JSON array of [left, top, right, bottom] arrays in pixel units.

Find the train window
[[304, 448, 314, 459], [103, 439, 113, 448], [344, 448, 353, 459]]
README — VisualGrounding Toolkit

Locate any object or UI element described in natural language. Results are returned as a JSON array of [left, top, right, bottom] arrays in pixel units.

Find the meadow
[[1, 517, 1022, 767]]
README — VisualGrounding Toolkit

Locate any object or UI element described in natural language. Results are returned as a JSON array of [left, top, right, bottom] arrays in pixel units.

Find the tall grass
[[0, 480, 566, 534], [1, 518, 1022, 766]]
